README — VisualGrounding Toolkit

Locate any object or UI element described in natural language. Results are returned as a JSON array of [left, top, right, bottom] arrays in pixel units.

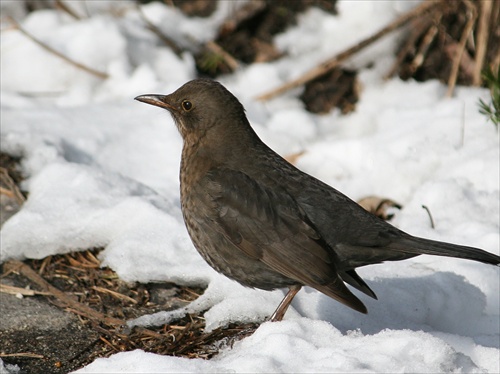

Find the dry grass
[[2, 249, 259, 371]]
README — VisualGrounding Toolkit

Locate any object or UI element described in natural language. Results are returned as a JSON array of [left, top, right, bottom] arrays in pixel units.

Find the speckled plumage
[[136, 79, 500, 321]]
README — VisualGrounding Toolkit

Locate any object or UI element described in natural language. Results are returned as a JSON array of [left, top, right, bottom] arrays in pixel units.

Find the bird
[[135, 79, 500, 322]]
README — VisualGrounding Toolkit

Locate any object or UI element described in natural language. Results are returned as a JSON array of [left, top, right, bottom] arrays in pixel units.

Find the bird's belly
[[183, 210, 296, 290]]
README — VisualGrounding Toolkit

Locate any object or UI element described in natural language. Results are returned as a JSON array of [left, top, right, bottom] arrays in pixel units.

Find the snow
[[1, 1, 499, 373]]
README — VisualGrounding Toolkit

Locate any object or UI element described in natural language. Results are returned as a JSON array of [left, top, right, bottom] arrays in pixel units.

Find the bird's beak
[[134, 94, 175, 111]]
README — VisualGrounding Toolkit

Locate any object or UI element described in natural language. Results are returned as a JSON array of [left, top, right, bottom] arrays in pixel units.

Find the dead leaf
[[357, 196, 402, 220]]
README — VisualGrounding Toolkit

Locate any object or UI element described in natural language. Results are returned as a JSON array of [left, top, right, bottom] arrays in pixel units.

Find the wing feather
[[201, 168, 367, 313]]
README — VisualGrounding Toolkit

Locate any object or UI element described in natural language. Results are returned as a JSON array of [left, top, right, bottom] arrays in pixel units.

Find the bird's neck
[[179, 121, 262, 187]]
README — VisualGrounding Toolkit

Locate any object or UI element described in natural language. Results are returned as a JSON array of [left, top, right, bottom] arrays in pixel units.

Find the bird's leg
[[269, 284, 302, 322]]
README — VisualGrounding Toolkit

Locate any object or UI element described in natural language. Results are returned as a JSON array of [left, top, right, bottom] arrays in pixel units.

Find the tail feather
[[314, 274, 368, 314], [391, 236, 500, 266], [340, 269, 377, 299]]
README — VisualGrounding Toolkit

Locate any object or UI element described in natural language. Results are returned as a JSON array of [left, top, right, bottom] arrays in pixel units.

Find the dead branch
[[0, 167, 25, 205], [54, 0, 81, 20], [7, 17, 108, 80], [205, 40, 240, 71], [492, 1, 500, 71], [256, 0, 441, 101], [92, 286, 138, 304], [136, 3, 240, 72], [0, 352, 45, 359], [446, 0, 477, 97], [218, 0, 266, 37], [135, 3, 184, 56], [473, 0, 492, 85], [410, 15, 441, 75], [385, 17, 433, 79], [0, 283, 51, 296], [3, 260, 123, 326]]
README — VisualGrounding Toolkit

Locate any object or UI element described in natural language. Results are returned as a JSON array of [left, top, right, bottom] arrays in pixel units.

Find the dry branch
[[136, 3, 184, 56], [3, 260, 123, 326], [473, 0, 492, 85], [205, 41, 240, 71], [384, 17, 433, 79], [92, 286, 138, 304], [54, 0, 81, 20], [136, 4, 240, 73], [0, 283, 51, 296], [0, 167, 25, 204], [410, 16, 441, 74], [0, 352, 45, 359], [3, 251, 262, 361], [218, 0, 266, 37], [492, 1, 500, 71], [446, 0, 477, 97], [7, 17, 108, 80], [256, 0, 440, 101]]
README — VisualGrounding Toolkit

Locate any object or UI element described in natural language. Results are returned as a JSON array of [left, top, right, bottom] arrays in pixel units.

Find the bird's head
[[135, 79, 253, 144]]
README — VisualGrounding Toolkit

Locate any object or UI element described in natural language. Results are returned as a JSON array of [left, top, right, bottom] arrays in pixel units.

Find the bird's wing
[[295, 179, 418, 268], [197, 168, 367, 313]]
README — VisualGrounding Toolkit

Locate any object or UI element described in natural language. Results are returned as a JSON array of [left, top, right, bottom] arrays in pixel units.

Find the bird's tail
[[391, 236, 500, 266]]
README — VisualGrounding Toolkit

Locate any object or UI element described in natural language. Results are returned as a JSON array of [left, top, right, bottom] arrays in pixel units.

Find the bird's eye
[[182, 100, 193, 112]]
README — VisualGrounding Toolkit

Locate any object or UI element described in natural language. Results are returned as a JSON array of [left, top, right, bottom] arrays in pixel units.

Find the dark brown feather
[[135, 78, 500, 320]]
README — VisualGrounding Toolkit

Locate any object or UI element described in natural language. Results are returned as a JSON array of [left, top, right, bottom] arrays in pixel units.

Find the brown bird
[[135, 79, 500, 321]]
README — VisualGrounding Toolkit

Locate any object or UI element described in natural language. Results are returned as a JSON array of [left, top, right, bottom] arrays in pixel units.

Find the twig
[[205, 41, 240, 71], [473, 0, 492, 86], [68, 251, 100, 268], [99, 336, 121, 353], [256, 0, 441, 101], [0, 352, 45, 359], [7, 16, 108, 80], [3, 258, 165, 347], [136, 3, 242, 71], [446, 0, 477, 97], [92, 286, 138, 304], [0, 283, 51, 296], [38, 255, 52, 275], [0, 186, 16, 199], [85, 250, 101, 266], [3, 260, 123, 326], [409, 15, 441, 75], [218, 0, 266, 37], [491, 0, 500, 71], [54, 0, 81, 20], [0, 167, 25, 204], [421, 205, 435, 229], [135, 3, 184, 56], [384, 17, 433, 79]]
